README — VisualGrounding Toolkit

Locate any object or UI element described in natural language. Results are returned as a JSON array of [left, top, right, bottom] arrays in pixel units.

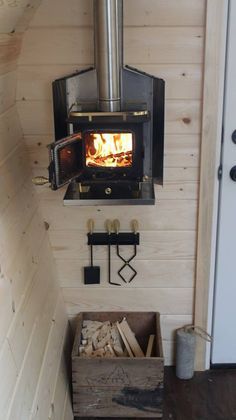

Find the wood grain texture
[[0, 71, 16, 114], [48, 325, 72, 420], [73, 385, 163, 418], [40, 197, 197, 230], [29, 294, 68, 420], [195, 0, 228, 370], [19, 27, 204, 66], [50, 230, 196, 260], [17, 63, 203, 100], [0, 143, 30, 214], [63, 288, 193, 316], [17, 98, 201, 136], [0, 33, 70, 420], [0, 106, 23, 163], [7, 286, 59, 420], [0, 0, 41, 34], [62, 389, 74, 420], [56, 259, 195, 289], [72, 312, 164, 417], [0, 34, 22, 64], [29, 0, 206, 28], [0, 340, 18, 420], [17, 0, 206, 373]]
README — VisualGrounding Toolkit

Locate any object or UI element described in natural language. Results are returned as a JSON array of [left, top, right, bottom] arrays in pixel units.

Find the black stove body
[[48, 1, 164, 206]]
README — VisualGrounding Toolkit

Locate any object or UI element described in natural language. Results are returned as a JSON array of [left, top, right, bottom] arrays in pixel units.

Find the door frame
[[194, 0, 229, 370]]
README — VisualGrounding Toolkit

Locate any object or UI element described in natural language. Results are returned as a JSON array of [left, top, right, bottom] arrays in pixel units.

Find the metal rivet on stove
[[105, 187, 112, 195]]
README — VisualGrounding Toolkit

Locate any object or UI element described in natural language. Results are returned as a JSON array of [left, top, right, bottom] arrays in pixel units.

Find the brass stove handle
[[32, 176, 49, 186], [131, 219, 139, 234], [113, 219, 120, 234], [105, 219, 113, 235], [87, 219, 95, 234]]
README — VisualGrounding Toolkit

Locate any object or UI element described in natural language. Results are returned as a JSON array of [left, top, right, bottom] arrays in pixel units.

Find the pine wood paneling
[[63, 287, 193, 316], [125, 27, 204, 64], [30, 295, 68, 420], [56, 259, 195, 289], [50, 230, 196, 260], [0, 106, 23, 163], [0, 71, 16, 114], [40, 197, 197, 230], [0, 275, 14, 351], [19, 28, 93, 66], [0, 0, 39, 34], [0, 181, 38, 271], [17, 100, 54, 135], [163, 340, 175, 365], [125, 0, 206, 27], [195, 0, 228, 370], [0, 143, 30, 214], [8, 209, 46, 311], [166, 100, 201, 134], [7, 286, 59, 420], [0, 34, 22, 66], [29, 0, 206, 28], [0, 340, 18, 420], [16, 0, 207, 371], [0, 26, 70, 419], [17, 63, 202, 100], [48, 326, 71, 420], [17, 98, 201, 136], [7, 240, 57, 369], [161, 315, 193, 341], [62, 389, 74, 420], [19, 27, 204, 66]]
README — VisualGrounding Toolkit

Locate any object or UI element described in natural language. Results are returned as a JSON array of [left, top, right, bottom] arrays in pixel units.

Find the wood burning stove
[[46, 0, 165, 205]]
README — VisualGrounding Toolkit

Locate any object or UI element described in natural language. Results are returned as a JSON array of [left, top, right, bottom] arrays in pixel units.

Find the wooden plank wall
[[0, 29, 72, 420], [17, 0, 206, 365]]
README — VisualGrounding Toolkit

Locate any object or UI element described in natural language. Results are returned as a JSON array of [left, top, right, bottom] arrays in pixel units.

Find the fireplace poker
[[84, 219, 100, 285], [106, 219, 121, 286]]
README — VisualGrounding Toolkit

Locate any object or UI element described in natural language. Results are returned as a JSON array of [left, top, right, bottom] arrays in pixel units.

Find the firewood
[[91, 329, 100, 350], [84, 343, 93, 356], [146, 335, 155, 357], [116, 321, 134, 358], [106, 343, 116, 357], [119, 318, 144, 357], [111, 325, 124, 356], [79, 346, 85, 354], [83, 320, 103, 328], [96, 332, 111, 349], [92, 349, 105, 357]]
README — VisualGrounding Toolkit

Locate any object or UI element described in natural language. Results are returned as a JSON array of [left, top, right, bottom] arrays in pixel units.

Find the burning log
[[87, 150, 132, 167]]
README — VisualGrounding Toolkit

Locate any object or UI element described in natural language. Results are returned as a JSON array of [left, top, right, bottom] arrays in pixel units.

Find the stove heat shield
[[46, 0, 165, 205]]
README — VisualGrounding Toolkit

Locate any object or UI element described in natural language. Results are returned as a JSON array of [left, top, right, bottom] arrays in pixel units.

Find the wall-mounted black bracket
[[87, 232, 140, 246]]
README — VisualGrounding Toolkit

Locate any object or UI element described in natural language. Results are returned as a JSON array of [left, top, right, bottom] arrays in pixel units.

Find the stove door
[[48, 133, 83, 190]]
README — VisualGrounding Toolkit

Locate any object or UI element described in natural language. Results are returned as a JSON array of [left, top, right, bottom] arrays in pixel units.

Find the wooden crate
[[72, 312, 164, 418]]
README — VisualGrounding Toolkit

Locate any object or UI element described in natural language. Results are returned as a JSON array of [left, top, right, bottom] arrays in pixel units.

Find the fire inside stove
[[85, 131, 133, 168]]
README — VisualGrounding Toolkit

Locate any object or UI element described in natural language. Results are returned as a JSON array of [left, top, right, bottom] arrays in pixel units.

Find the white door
[[211, 0, 236, 365]]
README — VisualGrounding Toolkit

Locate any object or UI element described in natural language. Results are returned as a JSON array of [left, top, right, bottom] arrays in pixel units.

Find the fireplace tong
[[86, 219, 139, 286]]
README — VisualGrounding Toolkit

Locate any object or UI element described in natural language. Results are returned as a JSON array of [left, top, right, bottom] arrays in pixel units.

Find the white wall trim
[[194, 0, 229, 370]]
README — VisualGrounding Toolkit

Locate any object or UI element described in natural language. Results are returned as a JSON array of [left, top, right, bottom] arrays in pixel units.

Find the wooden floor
[[76, 367, 236, 420]]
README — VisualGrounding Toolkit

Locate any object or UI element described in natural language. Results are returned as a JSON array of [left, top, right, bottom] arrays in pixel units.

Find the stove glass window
[[85, 131, 133, 168]]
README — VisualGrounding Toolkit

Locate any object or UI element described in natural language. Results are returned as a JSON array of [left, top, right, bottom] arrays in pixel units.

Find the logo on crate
[[87, 366, 131, 387]]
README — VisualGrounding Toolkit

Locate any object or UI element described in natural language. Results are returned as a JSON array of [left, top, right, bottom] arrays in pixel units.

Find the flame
[[86, 132, 133, 167]]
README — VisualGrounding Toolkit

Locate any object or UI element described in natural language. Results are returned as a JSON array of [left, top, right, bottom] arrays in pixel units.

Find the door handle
[[230, 166, 236, 181]]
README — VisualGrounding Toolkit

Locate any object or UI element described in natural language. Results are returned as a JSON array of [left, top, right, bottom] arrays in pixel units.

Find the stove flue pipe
[[94, 0, 123, 112]]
